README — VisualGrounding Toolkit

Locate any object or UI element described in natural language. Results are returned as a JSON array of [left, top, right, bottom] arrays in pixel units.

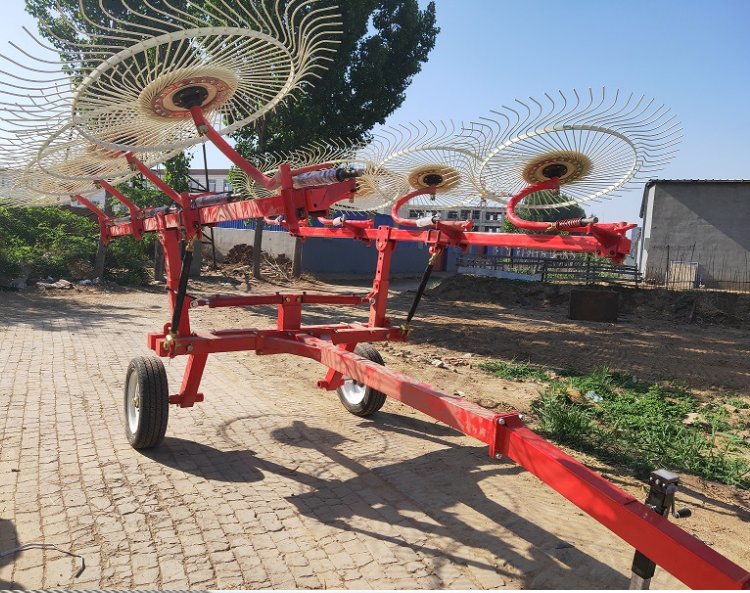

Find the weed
[[480, 359, 750, 489], [727, 397, 750, 410], [478, 359, 550, 383]]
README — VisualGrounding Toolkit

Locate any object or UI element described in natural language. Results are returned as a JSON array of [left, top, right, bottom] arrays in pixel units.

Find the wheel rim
[[339, 377, 367, 406], [126, 372, 140, 434]]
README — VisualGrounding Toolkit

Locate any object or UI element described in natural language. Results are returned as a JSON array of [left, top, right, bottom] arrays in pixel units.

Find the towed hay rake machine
[[1, 0, 748, 588]]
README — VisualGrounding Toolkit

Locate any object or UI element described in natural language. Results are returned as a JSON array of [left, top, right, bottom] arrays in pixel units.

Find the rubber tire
[[124, 356, 169, 449], [337, 344, 387, 417]]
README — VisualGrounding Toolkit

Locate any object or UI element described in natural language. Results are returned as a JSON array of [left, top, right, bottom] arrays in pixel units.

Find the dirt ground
[[1, 274, 749, 589]]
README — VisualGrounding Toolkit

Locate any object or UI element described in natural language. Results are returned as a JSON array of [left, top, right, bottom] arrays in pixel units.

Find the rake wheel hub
[[407, 164, 461, 192], [521, 151, 592, 185], [422, 173, 444, 186], [144, 74, 236, 119]]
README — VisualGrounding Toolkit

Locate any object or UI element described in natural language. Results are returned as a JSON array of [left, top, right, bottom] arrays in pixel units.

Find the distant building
[[636, 180, 750, 290], [187, 168, 233, 193], [398, 200, 506, 231]]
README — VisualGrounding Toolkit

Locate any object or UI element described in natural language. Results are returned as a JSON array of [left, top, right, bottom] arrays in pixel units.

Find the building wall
[[188, 169, 233, 193], [640, 182, 750, 289], [301, 235, 431, 275]]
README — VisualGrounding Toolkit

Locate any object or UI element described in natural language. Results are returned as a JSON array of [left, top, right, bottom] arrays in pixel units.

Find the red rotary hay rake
[[0, 0, 747, 587], [74, 108, 745, 589]]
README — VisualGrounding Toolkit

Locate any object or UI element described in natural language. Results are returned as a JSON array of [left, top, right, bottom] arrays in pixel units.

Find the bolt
[[497, 418, 505, 425], [494, 453, 502, 459], [186, 344, 193, 353], [518, 414, 524, 421], [369, 298, 376, 304]]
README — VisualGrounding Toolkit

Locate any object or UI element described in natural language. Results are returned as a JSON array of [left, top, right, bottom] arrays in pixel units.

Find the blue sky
[[3, 0, 748, 223], [385, 0, 750, 221]]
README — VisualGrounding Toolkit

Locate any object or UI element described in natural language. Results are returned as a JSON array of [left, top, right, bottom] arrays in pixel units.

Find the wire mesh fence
[[457, 254, 642, 286]]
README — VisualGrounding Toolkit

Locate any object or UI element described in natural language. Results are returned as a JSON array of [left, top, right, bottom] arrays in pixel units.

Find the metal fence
[[457, 254, 642, 286]]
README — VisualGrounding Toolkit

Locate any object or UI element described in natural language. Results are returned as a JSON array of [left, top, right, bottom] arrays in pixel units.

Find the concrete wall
[[641, 182, 750, 290], [212, 226, 437, 275]]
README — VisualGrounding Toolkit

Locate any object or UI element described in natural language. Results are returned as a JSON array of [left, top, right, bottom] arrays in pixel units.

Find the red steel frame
[[75, 112, 750, 589]]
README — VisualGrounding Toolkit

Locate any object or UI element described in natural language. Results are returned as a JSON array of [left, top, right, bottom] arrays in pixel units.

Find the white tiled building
[[402, 203, 506, 231], [187, 168, 233, 193]]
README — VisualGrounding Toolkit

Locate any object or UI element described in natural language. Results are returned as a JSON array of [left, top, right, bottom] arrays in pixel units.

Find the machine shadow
[[268, 418, 631, 589], [142, 436, 265, 483], [0, 518, 22, 589], [151, 408, 630, 588]]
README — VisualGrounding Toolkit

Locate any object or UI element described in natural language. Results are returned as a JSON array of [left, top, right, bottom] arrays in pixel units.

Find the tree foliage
[[503, 193, 588, 234], [164, 152, 193, 194], [0, 202, 152, 284], [234, 0, 439, 155]]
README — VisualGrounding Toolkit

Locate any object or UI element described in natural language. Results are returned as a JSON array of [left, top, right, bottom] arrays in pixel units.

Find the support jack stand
[[630, 469, 692, 589]]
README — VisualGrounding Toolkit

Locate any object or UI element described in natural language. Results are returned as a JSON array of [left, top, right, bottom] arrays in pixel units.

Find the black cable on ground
[[0, 543, 85, 578]]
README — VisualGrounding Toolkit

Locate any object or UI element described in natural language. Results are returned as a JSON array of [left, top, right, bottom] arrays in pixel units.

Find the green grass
[[478, 359, 550, 382], [479, 359, 750, 488]]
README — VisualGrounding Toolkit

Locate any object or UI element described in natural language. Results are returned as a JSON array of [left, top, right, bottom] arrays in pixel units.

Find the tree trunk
[[252, 218, 265, 279], [94, 238, 107, 280], [93, 193, 113, 279], [292, 237, 303, 278], [251, 116, 268, 281], [154, 240, 165, 282]]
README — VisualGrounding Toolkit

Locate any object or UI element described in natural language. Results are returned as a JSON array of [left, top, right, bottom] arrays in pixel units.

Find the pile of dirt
[[224, 243, 255, 265], [429, 275, 750, 328], [220, 243, 295, 281]]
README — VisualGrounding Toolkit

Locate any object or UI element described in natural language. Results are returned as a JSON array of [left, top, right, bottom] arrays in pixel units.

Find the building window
[[447, 210, 458, 220], [223, 180, 232, 192], [472, 210, 480, 220], [208, 179, 217, 192], [460, 209, 470, 219]]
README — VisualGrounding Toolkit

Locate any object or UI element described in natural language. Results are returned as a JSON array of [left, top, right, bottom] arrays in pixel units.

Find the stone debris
[[37, 279, 73, 290]]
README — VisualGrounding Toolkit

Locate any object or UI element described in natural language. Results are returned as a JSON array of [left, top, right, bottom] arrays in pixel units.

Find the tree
[[25, 0, 439, 279], [233, 1, 438, 154], [231, 0, 439, 277], [503, 193, 588, 234], [163, 152, 193, 194]]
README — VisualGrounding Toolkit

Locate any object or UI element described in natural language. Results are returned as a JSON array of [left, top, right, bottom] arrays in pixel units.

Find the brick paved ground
[[0, 288, 740, 589]]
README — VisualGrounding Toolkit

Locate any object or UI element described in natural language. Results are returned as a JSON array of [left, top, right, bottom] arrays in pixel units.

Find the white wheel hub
[[126, 375, 140, 433], [339, 376, 367, 406]]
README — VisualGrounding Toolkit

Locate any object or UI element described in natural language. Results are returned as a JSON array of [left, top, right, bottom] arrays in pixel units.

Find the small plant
[[479, 358, 550, 382], [726, 397, 750, 410]]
